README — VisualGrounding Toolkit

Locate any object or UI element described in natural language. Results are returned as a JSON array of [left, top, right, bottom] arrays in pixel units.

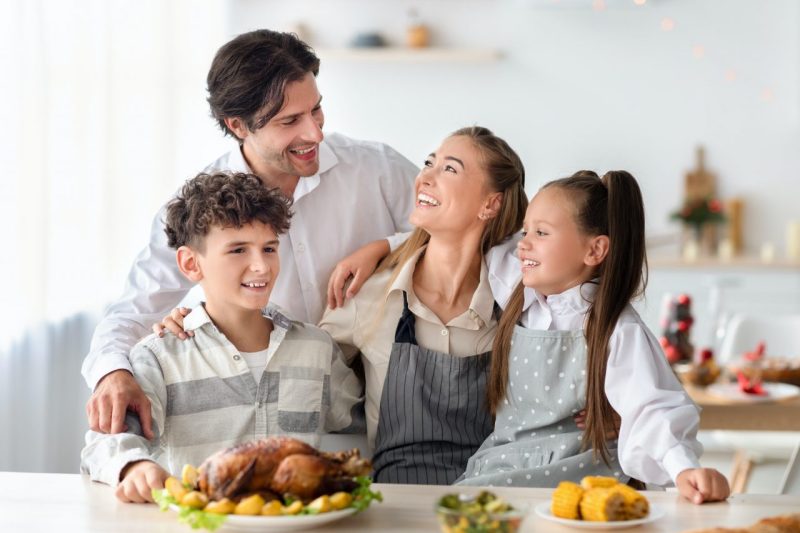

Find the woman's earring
[[478, 212, 487, 220]]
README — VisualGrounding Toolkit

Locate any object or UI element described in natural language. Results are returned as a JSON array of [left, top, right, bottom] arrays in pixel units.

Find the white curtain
[[0, 0, 229, 472]]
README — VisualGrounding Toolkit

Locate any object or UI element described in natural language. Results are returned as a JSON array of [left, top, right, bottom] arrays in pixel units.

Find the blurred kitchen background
[[1, 0, 798, 492]]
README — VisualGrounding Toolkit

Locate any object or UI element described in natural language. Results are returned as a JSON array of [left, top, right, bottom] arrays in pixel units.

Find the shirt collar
[[227, 138, 338, 197], [387, 246, 495, 328], [522, 281, 598, 316], [183, 303, 296, 332], [226, 146, 251, 173]]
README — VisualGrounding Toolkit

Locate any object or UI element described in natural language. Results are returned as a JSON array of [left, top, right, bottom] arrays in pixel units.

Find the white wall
[[229, 0, 800, 255]]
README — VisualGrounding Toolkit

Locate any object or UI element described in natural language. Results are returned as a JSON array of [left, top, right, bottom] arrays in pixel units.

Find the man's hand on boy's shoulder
[[86, 369, 154, 440], [152, 307, 192, 339], [117, 460, 169, 503]]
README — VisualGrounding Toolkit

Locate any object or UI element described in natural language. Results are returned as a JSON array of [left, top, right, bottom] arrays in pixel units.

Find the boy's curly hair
[[164, 172, 292, 250]]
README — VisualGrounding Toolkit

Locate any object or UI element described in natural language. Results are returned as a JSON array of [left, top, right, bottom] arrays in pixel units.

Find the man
[[82, 29, 417, 439]]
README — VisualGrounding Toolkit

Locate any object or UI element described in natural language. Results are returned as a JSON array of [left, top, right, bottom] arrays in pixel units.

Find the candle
[[683, 239, 699, 262], [787, 221, 800, 260], [760, 242, 776, 263], [718, 238, 733, 262]]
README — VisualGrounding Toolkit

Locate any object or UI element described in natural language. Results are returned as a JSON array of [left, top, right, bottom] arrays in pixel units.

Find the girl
[[457, 170, 730, 504]]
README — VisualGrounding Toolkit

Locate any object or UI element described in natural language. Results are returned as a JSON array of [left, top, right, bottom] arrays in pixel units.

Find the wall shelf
[[648, 254, 800, 271], [315, 47, 502, 63]]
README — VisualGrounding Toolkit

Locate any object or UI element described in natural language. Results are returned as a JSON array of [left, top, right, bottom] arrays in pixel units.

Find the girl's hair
[[487, 170, 648, 465], [379, 126, 527, 276]]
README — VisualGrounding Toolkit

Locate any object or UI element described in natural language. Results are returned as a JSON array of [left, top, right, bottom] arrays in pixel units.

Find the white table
[[2, 472, 798, 532]]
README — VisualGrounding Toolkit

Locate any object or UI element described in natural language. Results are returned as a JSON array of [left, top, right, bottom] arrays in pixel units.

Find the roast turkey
[[196, 436, 371, 501]]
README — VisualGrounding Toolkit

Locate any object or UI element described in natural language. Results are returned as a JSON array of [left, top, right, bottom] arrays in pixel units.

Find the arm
[[326, 239, 393, 310], [83, 205, 193, 435], [606, 316, 729, 502], [81, 341, 170, 501], [324, 338, 366, 434], [606, 318, 702, 487]]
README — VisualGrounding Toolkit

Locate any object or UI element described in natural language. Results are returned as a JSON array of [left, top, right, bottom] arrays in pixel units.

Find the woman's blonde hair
[[379, 126, 527, 277]]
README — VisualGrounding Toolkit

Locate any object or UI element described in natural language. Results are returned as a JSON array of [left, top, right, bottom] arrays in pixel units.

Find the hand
[[117, 460, 169, 503], [152, 307, 192, 339], [326, 239, 390, 309], [86, 370, 154, 440], [676, 468, 730, 504], [573, 410, 621, 440]]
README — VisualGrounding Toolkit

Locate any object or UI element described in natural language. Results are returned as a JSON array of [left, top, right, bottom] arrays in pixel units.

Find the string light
[[633, 0, 647, 5], [761, 88, 775, 102], [692, 45, 705, 59], [724, 69, 737, 82], [592, 0, 606, 11], [661, 18, 675, 31]]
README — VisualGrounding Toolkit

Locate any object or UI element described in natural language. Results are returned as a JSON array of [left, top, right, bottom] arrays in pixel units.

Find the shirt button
[[297, 243, 305, 253], [233, 355, 241, 361], [441, 329, 449, 336]]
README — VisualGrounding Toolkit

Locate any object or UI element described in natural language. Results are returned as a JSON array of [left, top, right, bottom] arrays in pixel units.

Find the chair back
[[717, 314, 800, 365], [780, 441, 800, 494]]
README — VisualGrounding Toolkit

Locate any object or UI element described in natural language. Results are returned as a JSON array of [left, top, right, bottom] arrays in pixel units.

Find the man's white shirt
[[82, 132, 418, 389]]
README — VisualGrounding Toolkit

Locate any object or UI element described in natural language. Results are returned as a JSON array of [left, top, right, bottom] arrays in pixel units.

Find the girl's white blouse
[[487, 237, 702, 486]]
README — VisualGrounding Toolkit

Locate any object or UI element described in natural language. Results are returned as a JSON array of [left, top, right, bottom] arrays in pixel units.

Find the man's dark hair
[[207, 29, 320, 140], [164, 172, 292, 250]]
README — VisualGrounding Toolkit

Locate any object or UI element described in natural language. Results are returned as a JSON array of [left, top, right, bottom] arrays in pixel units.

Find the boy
[[80, 172, 362, 503]]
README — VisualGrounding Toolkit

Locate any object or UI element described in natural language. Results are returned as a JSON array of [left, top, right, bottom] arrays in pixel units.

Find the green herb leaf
[[350, 476, 383, 513], [152, 488, 177, 511], [152, 488, 227, 531]]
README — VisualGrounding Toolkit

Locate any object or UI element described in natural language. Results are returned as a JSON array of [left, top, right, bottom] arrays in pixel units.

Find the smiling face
[[409, 135, 499, 238], [189, 221, 281, 315], [517, 186, 606, 296], [229, 72, 325, 182]]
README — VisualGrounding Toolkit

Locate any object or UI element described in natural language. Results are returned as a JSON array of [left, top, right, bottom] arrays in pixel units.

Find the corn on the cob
[[580, 476, 619, 490], [551, 481, 584, 520], [613, 484, 649, 519], [579, 488, 626, 522]]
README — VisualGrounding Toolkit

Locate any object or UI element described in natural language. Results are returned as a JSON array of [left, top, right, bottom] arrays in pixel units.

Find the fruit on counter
[[551, 476, 649, 522]]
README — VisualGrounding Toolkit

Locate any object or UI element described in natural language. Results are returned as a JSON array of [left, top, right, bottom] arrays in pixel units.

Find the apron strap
[[393, 291, 418, 345]]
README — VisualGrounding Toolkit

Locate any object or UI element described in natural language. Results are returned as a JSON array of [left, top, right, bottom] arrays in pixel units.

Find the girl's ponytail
[[583, 170, 647, 464]]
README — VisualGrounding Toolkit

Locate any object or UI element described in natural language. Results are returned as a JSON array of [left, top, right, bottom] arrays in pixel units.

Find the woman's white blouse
[[486, 236, 702, 486]]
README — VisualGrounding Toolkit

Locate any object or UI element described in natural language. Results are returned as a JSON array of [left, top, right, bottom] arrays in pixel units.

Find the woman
[[318, 126, 527, 484], [156, 126, 527, 485]]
